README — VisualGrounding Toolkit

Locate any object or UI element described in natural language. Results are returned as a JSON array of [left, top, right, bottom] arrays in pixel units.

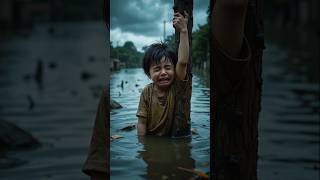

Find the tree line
[[110, 20, 209, 69]]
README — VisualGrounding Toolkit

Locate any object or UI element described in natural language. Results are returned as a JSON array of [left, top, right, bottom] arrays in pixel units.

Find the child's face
[[149, 57, 175, 90]]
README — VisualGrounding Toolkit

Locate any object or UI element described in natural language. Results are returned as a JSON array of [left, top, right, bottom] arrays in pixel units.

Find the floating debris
[[70, 90, 78, 96], [0, 119, 40, 149], [177, 167, 209, 179], [120, 124, 136, 131], [111, 134, 123, 141], [22, 74, 32, 81], [0, 156, 27, 169], [88, 56, 95, 62], [110, 99, 122, 109], [48, 26, 55, 34], [161, 175, 168, 180], [121, 80, 124, 89], [81, 71, 95, 81], [92, 92, 100, 98], [191, 128, 198, 135], [199, 162, 209, 167], [89, 85, 104, 98], [27, 95, 34, 110], [35, 60, 43, 84], [48, 62, 57, 69]]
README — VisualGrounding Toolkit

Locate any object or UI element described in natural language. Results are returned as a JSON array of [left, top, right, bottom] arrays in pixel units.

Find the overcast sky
[[110, 0, 210, 51]]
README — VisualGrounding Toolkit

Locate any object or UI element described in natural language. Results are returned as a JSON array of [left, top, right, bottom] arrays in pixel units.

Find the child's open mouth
[[158, 78, 170, 85]]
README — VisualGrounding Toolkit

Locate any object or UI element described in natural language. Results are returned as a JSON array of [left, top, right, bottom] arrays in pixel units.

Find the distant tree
[[110, 41, 119, 59], [192, 23, 209, 68], [110, 41, 142, 68], [123, 41, 137, 52], [164, 34, 177, 51]]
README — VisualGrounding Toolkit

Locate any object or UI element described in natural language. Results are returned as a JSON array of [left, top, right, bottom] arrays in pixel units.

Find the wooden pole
[[173, 0, 193, 74], [210, 0, 265, 179], [163, 20, 166, 41], [172, 0, 193, 138]]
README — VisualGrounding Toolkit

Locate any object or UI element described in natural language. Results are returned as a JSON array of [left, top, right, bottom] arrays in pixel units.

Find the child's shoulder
[[141, 83, 153, 95]]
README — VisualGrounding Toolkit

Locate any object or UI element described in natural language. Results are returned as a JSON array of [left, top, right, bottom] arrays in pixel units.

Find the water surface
[[110, 68, 210, 179], [0, 21, 107, 180]]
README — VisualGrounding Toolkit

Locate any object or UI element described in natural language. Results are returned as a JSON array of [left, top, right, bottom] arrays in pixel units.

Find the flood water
[[0, 22, 107, 180], [110, 69, 210, 179], [258, 41, 320, 180], [0, 21, 319, 180]]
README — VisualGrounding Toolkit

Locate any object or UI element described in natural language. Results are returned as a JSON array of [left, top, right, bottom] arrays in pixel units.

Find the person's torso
[[145, 78, 192, 137]]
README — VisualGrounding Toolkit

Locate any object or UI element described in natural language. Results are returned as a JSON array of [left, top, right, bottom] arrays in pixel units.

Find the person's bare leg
[[212, 0, 248, 57]]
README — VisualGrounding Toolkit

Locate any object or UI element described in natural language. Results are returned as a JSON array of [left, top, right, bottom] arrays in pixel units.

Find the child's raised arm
[[173, 11, 189, 80]]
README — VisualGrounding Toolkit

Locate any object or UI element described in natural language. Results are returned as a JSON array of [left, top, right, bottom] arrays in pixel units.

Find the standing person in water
[[136, 11, 192, 137]]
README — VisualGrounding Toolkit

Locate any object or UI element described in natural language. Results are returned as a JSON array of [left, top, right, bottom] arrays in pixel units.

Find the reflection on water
[[265, 25, 319, 83], [138, 136, 195, 179], [110, 68, 210, 180], [258, 41, 320, 180], [0, 22, 106, 180], [0, 20, 318, 180]]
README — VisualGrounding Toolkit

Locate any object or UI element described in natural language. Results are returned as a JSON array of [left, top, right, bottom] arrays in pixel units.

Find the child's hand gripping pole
[[173, 10, 190, 81]]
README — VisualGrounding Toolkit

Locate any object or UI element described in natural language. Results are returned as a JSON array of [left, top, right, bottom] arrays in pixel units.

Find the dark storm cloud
[[194, 0, 210, 12], [111, 0, 172, 36], [111, 0, 209, 36]]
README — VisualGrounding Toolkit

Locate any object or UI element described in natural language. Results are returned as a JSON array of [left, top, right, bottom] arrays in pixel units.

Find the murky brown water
[[258, 40, 319, 180], [110, 68, 210, 179], [0, 22, 319, 180], [0, 22, 107, 180]]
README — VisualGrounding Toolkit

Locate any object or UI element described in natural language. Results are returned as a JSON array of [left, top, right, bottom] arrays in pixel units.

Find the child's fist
[[173, 10, 189, 33]]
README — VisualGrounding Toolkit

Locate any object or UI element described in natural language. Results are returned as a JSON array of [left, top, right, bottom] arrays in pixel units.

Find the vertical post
[[171, 0, 193, 138], [104, 0, 110, 176], [173, 0, 193, 73], [210, 0, 265, 179], [163, 20, 166, 41]]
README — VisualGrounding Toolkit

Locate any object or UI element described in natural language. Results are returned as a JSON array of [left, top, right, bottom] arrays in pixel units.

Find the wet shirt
[[82, 88, 108, 176], [136, 76, 192, 137]]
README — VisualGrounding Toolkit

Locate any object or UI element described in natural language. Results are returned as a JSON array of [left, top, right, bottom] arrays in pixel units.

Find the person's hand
[[173, 11, 189, 33]]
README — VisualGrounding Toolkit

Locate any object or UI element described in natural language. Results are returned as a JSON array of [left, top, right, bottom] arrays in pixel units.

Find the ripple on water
[[110, 68, 210, 179]]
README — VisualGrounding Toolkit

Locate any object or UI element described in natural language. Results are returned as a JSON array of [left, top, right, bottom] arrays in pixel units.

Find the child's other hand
[[173, 11, 189, 33]]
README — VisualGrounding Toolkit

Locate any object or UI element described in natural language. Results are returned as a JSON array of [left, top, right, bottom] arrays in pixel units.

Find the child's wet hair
[[142, 42, 177, 76]]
